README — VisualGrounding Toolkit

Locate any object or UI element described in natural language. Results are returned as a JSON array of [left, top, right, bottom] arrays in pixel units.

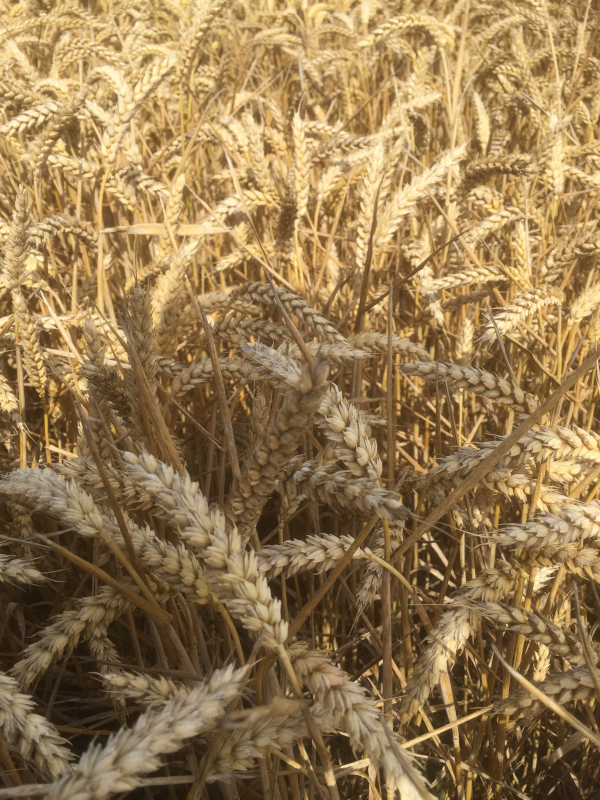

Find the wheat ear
[[493, 667, 600, 721], [317, 385, 382, 480], [227, 356, 329, 541], [473, 600, 590, 667], [398, 563, 518, 722], [281, 457, 407, 521], [290, 642, 434, 800], [0, 553, 45, 585], [231, 281, 347, 344], [401, 360, 535, 415], [46, 665, 248, 800], [0, 672, 73, 778], [482, 286, 564, 344]]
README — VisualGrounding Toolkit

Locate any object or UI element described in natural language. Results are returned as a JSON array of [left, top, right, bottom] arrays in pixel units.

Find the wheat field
[[1, 0, 600, 798]]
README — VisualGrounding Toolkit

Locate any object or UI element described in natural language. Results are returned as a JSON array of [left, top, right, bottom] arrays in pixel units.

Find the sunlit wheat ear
[[474, 600, 591, 667], [46, 665, 249, 800], [493, 667, 600, 723], [317, 384, 382, 480], [15, 292, 47, 403], [280, 457, 407, 521], [375, 145, 466, 247], [97, 679, 307, 781], [100, 671, 190, 707], [472, 90, 490, 154], [0, 99, 62, 137], [34, 88, 87, 175], [401, 360, 536, 415], [349, 331, 432, 361], [292, 111, 311, 221], [0, 672, 73, 777], [455, 314, 474, 364], [232, 281, 347, 344], [0, 371, 22, 426], [153, 240, 201, 358], [290, 642, 435, 800], [481, 286, 564, 344], [2, 186, 47, 396], [156, 172, 186, 259], [398, 563, 518, 722], [0, 553, 45, 586], [9, 585, 132, 689], [355, 141, 385, 274], [227, 356, 329, 542]]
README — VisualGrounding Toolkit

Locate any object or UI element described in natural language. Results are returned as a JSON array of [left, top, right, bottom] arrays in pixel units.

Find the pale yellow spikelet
[[570, 281, 600, 324], [13, 289, 47, 396], [472, 90, 490, 154], [355, 141, 385, 274], [376, 145, 466, 247], [455, 314, 474, 365], [482, 286, 564, 344], [292, 111, 311, 221]]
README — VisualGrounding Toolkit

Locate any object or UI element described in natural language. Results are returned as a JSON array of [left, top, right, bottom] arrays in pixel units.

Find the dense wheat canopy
[[2, 0, 600, 798]]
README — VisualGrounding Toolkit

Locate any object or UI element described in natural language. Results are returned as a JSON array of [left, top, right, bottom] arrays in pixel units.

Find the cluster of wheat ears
[[2, 0, 600, 798]]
